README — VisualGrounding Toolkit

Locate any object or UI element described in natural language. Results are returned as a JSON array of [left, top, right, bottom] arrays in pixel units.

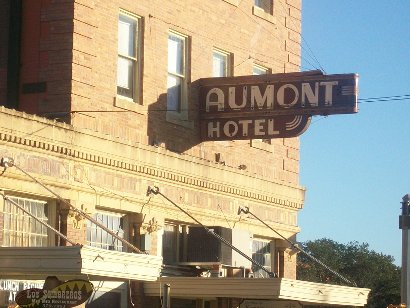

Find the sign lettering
[[15, 279, 93, 308], [198, 71, 358, 141]]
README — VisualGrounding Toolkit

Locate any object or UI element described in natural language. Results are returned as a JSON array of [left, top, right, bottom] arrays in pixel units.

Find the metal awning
[[0, 246, 162, 281], [144, 277, 370, 306]]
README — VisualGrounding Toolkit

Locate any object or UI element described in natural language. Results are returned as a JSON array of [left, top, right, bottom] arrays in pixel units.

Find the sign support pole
[[400, 194, 410, 307]]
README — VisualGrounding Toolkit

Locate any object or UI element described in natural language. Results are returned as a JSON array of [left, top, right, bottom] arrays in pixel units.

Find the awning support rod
[[0, 157, 144, 254], [147, 186, 277, 278], [238, 206, 356, 286], [0, 192, 78, 246]]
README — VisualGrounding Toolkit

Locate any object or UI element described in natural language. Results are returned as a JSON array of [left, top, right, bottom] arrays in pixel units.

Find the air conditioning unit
[[187, 226, 252, 268], [187, 226, 232, 264]]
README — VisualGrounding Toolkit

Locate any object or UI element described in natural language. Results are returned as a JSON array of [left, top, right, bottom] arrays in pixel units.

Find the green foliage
[[297, 238, 401, 308]]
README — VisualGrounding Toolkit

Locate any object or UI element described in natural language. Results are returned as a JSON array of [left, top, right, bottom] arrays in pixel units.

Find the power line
[[275, 1, 326, 73], [359, 94, 410, 104], [37, 93, 410, 116]]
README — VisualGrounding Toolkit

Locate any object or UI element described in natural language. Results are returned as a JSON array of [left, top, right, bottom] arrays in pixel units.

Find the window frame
[[1, 195, 55, 247], [212, 48, 233, 77], [254, 0, 273, 14], [162, 221, 188, 265], [87, 211, 127, 252], [116, 10, 143, 107], [253, 0, 276, 24], [251, 64, 274, 149], [252, 238, 272, 278], [166, 30, 192, 127], [252, 63, 271, 75]]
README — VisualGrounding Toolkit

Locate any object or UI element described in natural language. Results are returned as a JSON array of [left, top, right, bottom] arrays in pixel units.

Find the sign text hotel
[[198, 71, 358, 141]]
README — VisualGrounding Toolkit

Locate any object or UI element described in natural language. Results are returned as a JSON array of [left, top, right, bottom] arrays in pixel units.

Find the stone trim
[[0, 131, 303, 210]]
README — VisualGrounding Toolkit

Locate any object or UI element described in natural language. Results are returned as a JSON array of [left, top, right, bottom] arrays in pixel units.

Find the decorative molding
[[68, 204, 92, 229], [142, 217, 161, 234], [0, 131, 303, 210]]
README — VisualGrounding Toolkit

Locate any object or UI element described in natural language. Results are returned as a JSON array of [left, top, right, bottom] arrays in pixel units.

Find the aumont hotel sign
[[199, 71, 358, 141]]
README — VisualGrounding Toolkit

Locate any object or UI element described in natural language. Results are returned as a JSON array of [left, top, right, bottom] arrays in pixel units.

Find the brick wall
[[0, 1, 10, 105], [0, 0, 302, 185], [6, 1, 74, 116], [68, 0, 302, 185]]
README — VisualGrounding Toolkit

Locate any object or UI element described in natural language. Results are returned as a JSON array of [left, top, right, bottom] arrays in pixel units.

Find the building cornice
[[0, 108, 305, 210]]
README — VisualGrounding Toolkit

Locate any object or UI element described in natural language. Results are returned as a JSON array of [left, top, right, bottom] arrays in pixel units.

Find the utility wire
[[37, 94, 410, 117], [359, 94, 410, 103], [238, 206, 356, 286], [147, 186, 277, 278], [149, 9, 300, 72], [275, 0, 326, 73]]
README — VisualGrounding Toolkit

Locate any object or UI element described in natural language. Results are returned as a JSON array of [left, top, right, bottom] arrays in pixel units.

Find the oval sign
[[15, 279, 94, 308]]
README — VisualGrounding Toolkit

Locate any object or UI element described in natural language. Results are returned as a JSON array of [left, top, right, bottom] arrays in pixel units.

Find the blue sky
[[298, 0, 410, 265]]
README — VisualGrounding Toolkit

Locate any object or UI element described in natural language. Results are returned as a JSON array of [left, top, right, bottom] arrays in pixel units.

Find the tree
[[297, 238, 401, 308]]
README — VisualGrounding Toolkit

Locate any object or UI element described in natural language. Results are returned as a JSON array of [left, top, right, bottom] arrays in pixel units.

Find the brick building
[[0, 0, 369, 307]]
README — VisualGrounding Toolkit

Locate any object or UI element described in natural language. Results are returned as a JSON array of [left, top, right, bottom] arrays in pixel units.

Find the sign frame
[[198, 71, 359, 141]]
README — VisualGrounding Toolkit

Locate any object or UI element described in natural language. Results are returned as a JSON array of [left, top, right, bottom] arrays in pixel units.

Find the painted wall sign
[[0, 280, 43, 305], [15, 279, 93, 308], [198, 71, 358, 141]]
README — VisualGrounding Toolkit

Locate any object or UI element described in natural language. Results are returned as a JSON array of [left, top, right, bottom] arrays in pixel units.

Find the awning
[[144, 277, 370, 306], [0, 246, 162, 281]]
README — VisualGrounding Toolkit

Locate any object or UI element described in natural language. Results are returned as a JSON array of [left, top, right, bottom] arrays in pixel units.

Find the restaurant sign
[[15, 279, 93, 308], [199, 71, 358, 141]]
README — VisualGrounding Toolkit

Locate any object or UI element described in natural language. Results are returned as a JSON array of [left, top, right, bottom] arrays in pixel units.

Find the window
[[253, 0, 276, 23], [252, 239, 272, 278], [167, 31, 189, 119], [2, 197, 49, 247], [162, 222, 188, 264], [252, 64, 273, 146], [117, 12, 141, 101], [253, 64, 270, 75], [254, 0, 273, 14], [87, 212, 125, 251], [213, 49, 232, 77]]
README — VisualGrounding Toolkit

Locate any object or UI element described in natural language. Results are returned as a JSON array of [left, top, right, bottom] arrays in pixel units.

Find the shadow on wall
[[147, 79, 202, 154]]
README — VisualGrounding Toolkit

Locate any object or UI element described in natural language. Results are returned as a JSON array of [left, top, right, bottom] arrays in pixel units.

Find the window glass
[[117, 13, 139, 100], [117, 57, 133, 89], [168, 35, 184, 75], [213, 51, 228, 77], [254, 0, 272, 14], [118, 16, 135, 56], [162, 222, 189, 264], [167, 32, 187, 114], [87, 212, 125, 251], [167, 75, 182, 112], [2, 197, 48, 247], [162, 224, 178, 264], [253, 64, 269, 75], [252, 239, 272, 277]]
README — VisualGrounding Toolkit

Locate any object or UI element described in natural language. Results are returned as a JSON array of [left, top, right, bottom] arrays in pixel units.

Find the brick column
[[58, 201, 87, 246]]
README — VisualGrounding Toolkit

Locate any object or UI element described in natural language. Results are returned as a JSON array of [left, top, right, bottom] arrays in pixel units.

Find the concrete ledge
[[0, 246, 162, 282], [144, 277, 370, 306]]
